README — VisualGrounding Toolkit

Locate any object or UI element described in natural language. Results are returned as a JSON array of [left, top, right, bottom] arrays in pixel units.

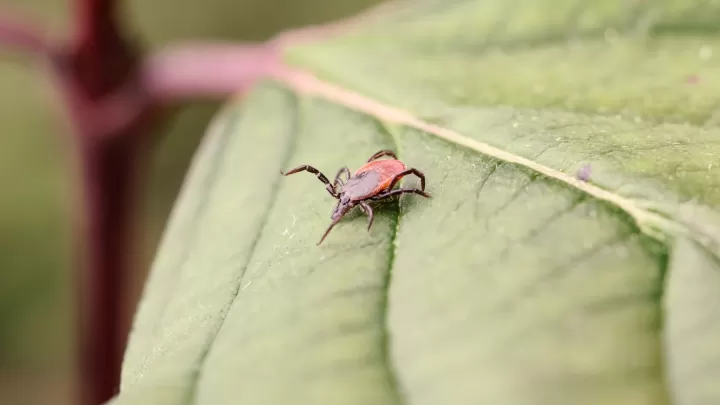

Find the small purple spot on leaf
[[686, 74, 700, 84], [577, 163, 592, 181]]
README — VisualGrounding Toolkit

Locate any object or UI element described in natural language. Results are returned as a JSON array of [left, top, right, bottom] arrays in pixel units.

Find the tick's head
[[331, 196, 353, 222], [319, 196, 352, 246]]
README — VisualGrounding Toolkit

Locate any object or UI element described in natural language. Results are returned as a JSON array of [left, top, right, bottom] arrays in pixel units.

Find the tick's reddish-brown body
[[343, 159, 407, 200], [281, 150, 430, 245]]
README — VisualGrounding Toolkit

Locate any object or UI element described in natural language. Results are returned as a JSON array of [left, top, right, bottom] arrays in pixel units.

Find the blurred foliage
[[0, 0, 379, 401]]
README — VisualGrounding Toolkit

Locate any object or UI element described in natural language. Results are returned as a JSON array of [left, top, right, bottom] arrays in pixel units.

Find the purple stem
[[76, 134, 142, 405], [143, 43, 278, 100], [0, 15, 52, 53]]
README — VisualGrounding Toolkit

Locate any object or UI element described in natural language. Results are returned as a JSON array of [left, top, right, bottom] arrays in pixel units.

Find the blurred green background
[[0, 0, 379, 403]]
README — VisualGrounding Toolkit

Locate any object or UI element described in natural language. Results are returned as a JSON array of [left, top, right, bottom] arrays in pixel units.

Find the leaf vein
[[188, 93, 303, 404], [130, 109, 241, 386], [472, 162, 502, 221], [478, 195, 588, 269], [375, 120, 407, 405], [274, 68, 719, 257]]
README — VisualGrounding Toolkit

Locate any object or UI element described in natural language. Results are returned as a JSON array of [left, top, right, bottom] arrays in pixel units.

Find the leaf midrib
[[269, 67, 720, 260]]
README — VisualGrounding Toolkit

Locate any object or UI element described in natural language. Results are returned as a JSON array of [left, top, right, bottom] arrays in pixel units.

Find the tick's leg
[[367, 150, 397, 162], [281, 165, 331, 184], [387, 168, 426, 191], [372, 187, 431, 200], [281, 165, 337, 198], [358, 201, 375, 231], [334, 167, 351, 188]]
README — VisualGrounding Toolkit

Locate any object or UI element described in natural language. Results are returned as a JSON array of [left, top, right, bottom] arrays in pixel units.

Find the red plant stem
[[59, 61, 156, 405], [143, 43, 279, 100], [77, 0, 117, 43], [0, 16, 51, 53], [66, 97, 148, 405], [73, 0, 135, 99], [67, 1, 146, 403], [76, 134, 140, 405]]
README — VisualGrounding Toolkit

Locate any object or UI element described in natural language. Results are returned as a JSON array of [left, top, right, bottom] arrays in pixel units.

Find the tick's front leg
[[280, 164, 338, 198]]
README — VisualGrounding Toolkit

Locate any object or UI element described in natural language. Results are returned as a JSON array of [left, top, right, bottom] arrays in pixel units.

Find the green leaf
[[665, 235, 720, 405], [111, 0, 720, 404]]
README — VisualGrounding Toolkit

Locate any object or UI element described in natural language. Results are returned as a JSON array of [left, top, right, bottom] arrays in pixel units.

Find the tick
[[280, 150, 431, 245]]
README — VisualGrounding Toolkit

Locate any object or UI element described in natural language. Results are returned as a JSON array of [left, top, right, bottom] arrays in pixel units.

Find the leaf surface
[[111, 1, 720, 404]]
